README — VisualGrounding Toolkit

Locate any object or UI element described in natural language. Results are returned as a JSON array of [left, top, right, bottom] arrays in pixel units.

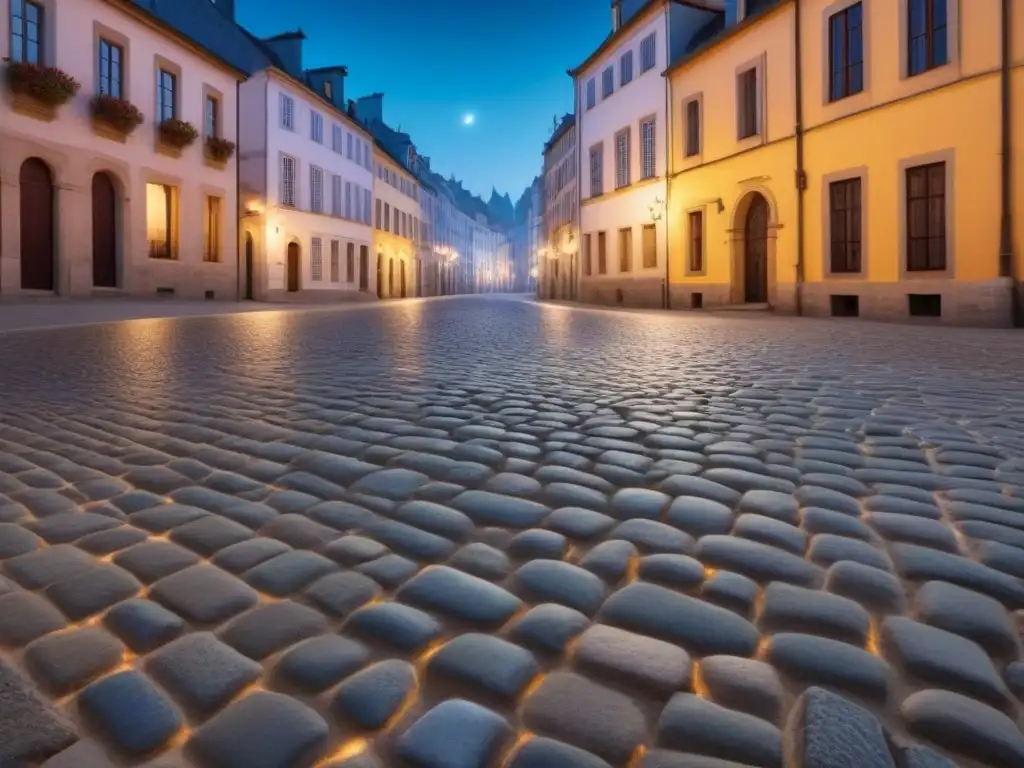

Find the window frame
[[597, 231, 607, 275], [687, 209, 705, 274], [330, 239, 340, 282], [583, 233, 592, 276], [280, 92, 295, 130], [10, 0, 44, 65], [281, 154, 298, 208], [310, 165, 324, 214], [601, 66, 614, 99], [642, 223, 657, 269], [146, 182, 177, 260], [620, 49, 633, 87], [828, 176, 863, 274], [156, 65, 178, 123], [639, 32, 656, 73], [904, 159, 948, 273], [204, 195, 221, 263], [204, 91, 220, 138], [683, 96, 701, 158], [639, 115, 656, 180], [614, 127, 630, 189], [346, 242, 355, 282], [828, 1, 864, 101], [907, 0, 948, 77], [97, 37, 124, 98], [736, 64, 760, 140], [585, 78, 596, 110], [618, 227, 632, 273], [311, 237, 324, 282], [589, 142, 603, 198]]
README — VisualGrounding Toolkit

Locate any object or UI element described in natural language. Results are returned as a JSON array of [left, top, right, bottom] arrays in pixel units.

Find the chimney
[[354, 93, 384, 125], [612, 0, 622, 31], [304, 67, 347, 112], [724, 0, 740, 26], [261, 30, 306, 79]]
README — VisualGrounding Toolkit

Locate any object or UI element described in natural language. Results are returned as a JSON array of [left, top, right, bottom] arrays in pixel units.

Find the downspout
[[263, 72, 270, 301], [999, 0, 1018, 325], [235, 78, 242, 302], [793, 0, 805, 316], [663, 3, 672, 309]]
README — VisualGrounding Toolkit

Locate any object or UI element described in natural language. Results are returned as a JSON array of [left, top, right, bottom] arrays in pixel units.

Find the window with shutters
[[332, 124, 343, 152], [684, 99, 701, 157], [829, 178, 862, 273], [280, 93, 294, 129], [642, 224, 656, 269], [332, 175, 342, 216], [597, 232, 607, 274], [601, 66, 614, 98], [737, 67, 759, 139], [906, 162, 946, 271], [618, 228, 632, 273], [344, 181, 352, 219], [364, 189, 372, 224], [330, 240, 340, 282], [620, 50, 633, 86], [310, 111, 323, 143], [688, 211, 704, 272], [10, 0, 43, 64], [640, 118, 655, 179], [346, 242, 355, 282], [310, 166, 324, 213], [384, 203, 390, 232], [640, 33, 656, 72], [585, 78, 596, 110], [281, 155, 297, 207], [614, 128, 630, 189], [311, 237, 323, 281], [589, 143, 603, 197]]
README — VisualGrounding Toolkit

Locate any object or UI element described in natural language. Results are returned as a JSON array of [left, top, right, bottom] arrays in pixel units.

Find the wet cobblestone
[[2, 297, 1024, 766]]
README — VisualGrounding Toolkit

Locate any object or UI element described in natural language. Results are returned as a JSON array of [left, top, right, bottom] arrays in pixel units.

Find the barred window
[[281, 155, 296, 207], [332, 174, 342, 216], [310, 166, 324, 213], [346, 242, 355, 282], [589, 144, 603, 197], [640, 33, 656, 72], [330, 240, 340, 282], [311, 237, 323, 281], [640, 118, 655, 179], [615, 129, 630, 188], [620, 50, 633, 86]]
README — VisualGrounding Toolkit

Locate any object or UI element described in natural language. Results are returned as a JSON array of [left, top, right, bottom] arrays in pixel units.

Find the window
[[310, 166, 323, 213], [280, 93, 294, 129], [311, 111, 323, 143], [157, 68, 176, 122], [684, 99, 701, 157], [640, 118, 656, 179], [597, 232, 607, 274], [829, 178, 862, 273], [583, 234, 592, 275], [586, 78, 596, 110], [640, 33, 656, 72], [346, 242, 355, 282], [589, 144, 603, 197], [146, 183, 176, 259], [375, 198, 382, 229], [332, 124, 343, 152], [601, 66, 614, 98], [311, 237, 323, 281], [829, 3, 864, 100], [906, 162, 946, 271], [205, 94, 219, 137], [615, 129, 630, 189], [330, 240, 340, 282], [737, 67, 758, 139], [364, 189, 372, 224], [618, 228, 632, 272], [908, 0, 948, 76], [204, 196, 221, 262], [620, 50, 633, 86], [281, 155, 297, 207], [324, 80, 333, 100], [10, 0, 42, 64], [98, 39, 123, 98], [332, 174, 342, 216], [642, 224, 656, 268], [688, 211, 703, 272]]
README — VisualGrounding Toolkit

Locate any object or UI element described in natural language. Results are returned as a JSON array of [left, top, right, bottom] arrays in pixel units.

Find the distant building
[[0, 0, 243, 298], [372, 141, 421, 298], [572, 0, 718, 308], [541, 114, 578, 300]]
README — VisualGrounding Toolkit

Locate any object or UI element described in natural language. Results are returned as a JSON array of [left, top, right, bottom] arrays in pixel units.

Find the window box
[[6, 61, 80, 121], [156, 118, 198, 158], [204, 136, 235, 169], [90, 94, 144, 143]]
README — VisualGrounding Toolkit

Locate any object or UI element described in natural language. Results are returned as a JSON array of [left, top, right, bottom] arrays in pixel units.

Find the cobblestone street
[[3, 296, 1024, 767]]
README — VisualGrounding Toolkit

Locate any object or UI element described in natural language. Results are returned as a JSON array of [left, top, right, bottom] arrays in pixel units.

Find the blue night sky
[[237, 0, 609, 202]]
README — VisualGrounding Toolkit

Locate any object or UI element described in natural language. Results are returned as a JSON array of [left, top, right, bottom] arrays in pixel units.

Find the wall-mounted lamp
[[715, 198, 725, 214], [648, 197, 665, 222]]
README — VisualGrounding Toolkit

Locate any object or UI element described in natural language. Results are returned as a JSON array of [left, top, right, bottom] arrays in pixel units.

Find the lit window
[[146, 183, 175, 259], [204, 196, 221, 262]]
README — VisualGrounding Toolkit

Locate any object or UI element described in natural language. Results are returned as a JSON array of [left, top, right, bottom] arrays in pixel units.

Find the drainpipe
[[235, 78, 242, 303], [663, 2, 672, 309], [793, 0, 806, 316], [999, 0, 1018, 325]]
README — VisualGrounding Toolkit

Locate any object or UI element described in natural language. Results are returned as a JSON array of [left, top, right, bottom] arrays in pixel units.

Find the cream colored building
[[373, 142, 420, 298], [0, 0, 242, 298], [541, 113, 578, 300]]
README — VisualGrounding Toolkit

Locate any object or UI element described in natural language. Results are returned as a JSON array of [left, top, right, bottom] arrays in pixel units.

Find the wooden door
[[388, 258, 394, 298], [376, 254, 384, 298], [244, 233, 254, 299], [744, 194, 768, 303], [92, 173, 117, 288], [287, 242, 300, 292], [400, 261, 407, 298], [359, 246, 368, 290], [20, 158, 54, 291]]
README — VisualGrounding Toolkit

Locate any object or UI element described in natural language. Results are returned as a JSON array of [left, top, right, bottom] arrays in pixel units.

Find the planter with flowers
[[204, 136, 236, 170], [5, 60, 80, 121], [156, 118, 198, 158], [89, 93, 144, 142]]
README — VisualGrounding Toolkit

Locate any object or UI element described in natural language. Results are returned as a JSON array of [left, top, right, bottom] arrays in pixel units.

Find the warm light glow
[[146, 182, 171, 255]]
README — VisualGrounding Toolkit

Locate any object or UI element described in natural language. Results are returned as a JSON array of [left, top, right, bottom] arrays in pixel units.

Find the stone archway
[[730, 187, 779, 306], [19, 158, 55, 291]]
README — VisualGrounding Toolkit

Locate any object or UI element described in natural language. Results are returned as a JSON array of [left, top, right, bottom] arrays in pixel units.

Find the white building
[[238, 67, 375, 301], [573, 0, 718, 307], [0, 0, 241, 298]]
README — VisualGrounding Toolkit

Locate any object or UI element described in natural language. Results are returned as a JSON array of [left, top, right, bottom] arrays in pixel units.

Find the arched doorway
[[376, 254, 384, 298], [286, 242, 300, 292], [400, 260, 407, 298], [92, 172, 117, 288], [20, 158, 55, 291], [388, 258, 394, 298], [244, 233, 254, 300], [744, 193, 769, 303], [359, 246, 368, 291]]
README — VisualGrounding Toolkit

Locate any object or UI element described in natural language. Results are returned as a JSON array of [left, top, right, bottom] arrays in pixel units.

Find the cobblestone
[[3, 299, 1024, 766], [332, 658, 417, 729]]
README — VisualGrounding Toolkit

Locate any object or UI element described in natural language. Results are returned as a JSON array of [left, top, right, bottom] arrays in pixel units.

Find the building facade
[[541, 114, 578, 300], [373, 142, 420, 298], [666, 0, 1022, 326], [573, 0, 719, 308], [1, 0, 241, 298], [238, 68, 375, 301]]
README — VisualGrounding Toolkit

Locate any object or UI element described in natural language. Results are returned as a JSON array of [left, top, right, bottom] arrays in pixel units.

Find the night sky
[[237, 0, 609, 202]]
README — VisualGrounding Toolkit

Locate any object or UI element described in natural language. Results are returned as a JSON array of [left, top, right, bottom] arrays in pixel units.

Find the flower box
[[6, 61, 80, 121], [157, 118, 198, 157], [90, 94, 144, 142], [204, 136, 235, 169]]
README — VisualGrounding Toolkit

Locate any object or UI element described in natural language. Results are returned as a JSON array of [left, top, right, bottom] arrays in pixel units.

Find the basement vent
[[155, 287, 175, 296], [691, 292, 703, 309], [205, 290, 215, 300], [830, 295, 859, 317], [908, 294, 941, 317]]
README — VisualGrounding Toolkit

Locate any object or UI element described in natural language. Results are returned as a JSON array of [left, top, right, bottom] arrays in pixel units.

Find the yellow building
[[372, 141, 420, 299], [666, 0, 1022, 326]]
